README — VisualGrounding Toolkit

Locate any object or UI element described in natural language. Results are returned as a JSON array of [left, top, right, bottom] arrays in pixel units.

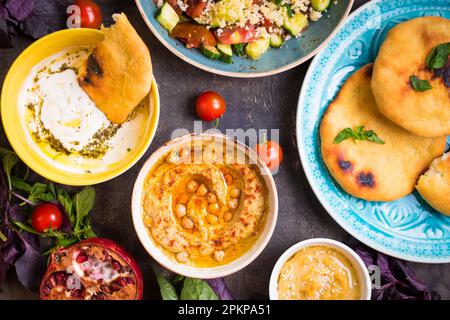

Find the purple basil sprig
[[0, 0, 70, 47], [350, 239, 440, 300], [207, 278, 234, 300]]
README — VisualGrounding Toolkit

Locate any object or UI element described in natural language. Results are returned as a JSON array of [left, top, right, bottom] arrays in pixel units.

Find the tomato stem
[[212, 118, 220, 129]]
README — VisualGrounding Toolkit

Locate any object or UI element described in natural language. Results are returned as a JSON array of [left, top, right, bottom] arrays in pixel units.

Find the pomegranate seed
[[100, 284, 111, 295], [92, 293, 105, 300], [42, 286, 51, 296], [111, 260, 121, 271], [71, 288, 85, 299], [116, 278, 127, 287], [125, 277, 135, 285], [109, 282, 122, 292], [76, 252, 89, 263], [55, 272, 67, 286], [48, 274, 57, 287]]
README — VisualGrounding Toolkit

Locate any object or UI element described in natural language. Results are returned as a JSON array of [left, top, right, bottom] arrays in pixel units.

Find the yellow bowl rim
[[1, 28, 160, 186]]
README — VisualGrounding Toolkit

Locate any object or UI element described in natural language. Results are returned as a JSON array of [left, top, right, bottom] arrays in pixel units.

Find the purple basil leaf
[[14, 230, 46, 290], [354, 246, 375, 267], [2, 243, 20, 264], [394, 260, 429, 293], [206, 278, 234, 300], [14, 244, 46, 290], [0, 254, 10, 287], [0, 3, 12, 48], [376, 254, 397, 283], [349, 238, 440, 300], [19, 0, 67, 39], [5, 0, 33, 21], [7, 204, 27, 222]]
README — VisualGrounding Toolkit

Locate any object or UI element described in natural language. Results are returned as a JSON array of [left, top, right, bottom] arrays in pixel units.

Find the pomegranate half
[[40, 238, 143, 300]]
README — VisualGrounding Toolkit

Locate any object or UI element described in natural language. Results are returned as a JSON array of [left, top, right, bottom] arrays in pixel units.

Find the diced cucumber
[[217, 43, 233, 64], [269, 34, 283, 48], [155, 2, 179, 32], [311, 0, 331, 12], [232, 43, 246, 56], [201, 45, 221, 60], [283, 12, 308, 37], [245, 38, 270, 60], [217, 43, 233, 57]]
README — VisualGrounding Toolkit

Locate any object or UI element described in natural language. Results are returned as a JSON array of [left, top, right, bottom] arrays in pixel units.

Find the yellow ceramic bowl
[[1, 28, 160, 186]]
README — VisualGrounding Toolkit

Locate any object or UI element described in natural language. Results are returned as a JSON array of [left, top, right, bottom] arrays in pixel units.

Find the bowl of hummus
[[1, 23, 159, 185], [269, 238, 372, 300], [132, 134, 278, 278]]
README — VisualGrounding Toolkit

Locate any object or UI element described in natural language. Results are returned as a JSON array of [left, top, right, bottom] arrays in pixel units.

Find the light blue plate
[[135, 0, 353, 77], [297, 0, 450, 263]]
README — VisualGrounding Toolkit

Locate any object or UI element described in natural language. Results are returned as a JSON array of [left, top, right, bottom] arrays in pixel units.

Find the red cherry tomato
[[195, 91, 226, 122], [255, 141, 284, 172], [31, 203, 63, 233], [74, 0, 103, 29]]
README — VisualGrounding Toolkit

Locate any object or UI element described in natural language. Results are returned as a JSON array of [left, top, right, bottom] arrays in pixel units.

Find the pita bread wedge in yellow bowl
[[1, 14, 159, 186]]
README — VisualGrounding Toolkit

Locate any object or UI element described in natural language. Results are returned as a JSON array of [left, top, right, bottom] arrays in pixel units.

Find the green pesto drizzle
[[27, 47, 122, 159]]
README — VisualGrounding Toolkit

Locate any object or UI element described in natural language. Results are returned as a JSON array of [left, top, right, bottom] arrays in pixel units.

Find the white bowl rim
[[131, 133, 279, 278], [134, 0, 354, 78], [269, 238, 372, 300]]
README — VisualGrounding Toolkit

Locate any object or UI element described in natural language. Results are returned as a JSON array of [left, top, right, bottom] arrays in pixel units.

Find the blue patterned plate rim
[[135, 0, 354, 78], [296, 0, 450, 263]]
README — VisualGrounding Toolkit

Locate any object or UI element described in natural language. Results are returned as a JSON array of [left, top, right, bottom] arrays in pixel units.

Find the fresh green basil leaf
[[2, 152, 20, 189], [333, 128, 354, 143], [48, 182, 56, 199], [180, 278, 219, 300], [75, 216, 96, 239], [56, 186, 74, 223], [156, 274, 179, 300], [410, 75, 432, 92], [11, 177, 32, 193], [365, 130, 385, 144], [73, 186, 95, 225], [173, 275, 185, 284], [28, 182, 51, 203], [426, 42, 450, 70], [334, 126, 385, 145]]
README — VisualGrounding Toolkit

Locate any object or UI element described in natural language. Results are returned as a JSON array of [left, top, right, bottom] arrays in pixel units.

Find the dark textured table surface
[[0, 0, 449, 300]]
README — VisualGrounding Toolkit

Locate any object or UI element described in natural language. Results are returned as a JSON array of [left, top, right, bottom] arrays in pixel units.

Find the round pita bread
[[416, 153, 450, 216], [320, 64, 446, 201], [371, 17, 450, 138]]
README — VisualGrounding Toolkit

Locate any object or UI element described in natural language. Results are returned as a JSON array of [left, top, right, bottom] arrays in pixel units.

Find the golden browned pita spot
[[371, 17, 450, 138], [78, 13, 152, 124], [416, 153, 450, 216], [320, 64, 446, 202]]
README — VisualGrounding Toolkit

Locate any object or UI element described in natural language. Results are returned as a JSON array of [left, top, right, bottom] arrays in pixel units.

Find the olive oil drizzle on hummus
[[142, 139, 269, 267]]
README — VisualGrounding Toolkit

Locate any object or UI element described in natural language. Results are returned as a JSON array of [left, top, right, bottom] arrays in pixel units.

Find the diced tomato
[[186, 0, 207, 18], [171, 22, 217, 48], [262, 18, 274, 31], [215, 25, 255, 45]]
